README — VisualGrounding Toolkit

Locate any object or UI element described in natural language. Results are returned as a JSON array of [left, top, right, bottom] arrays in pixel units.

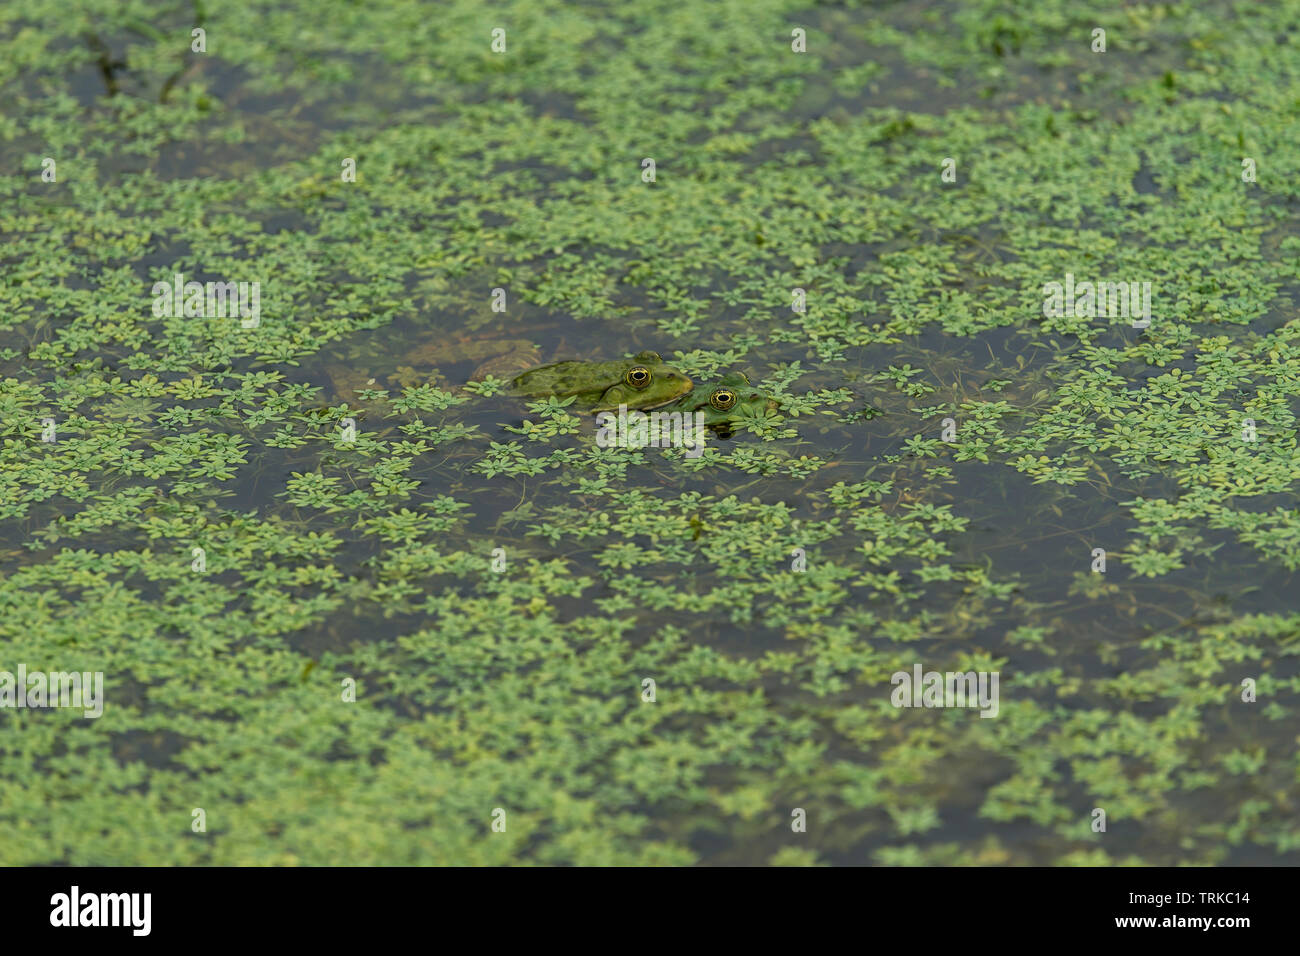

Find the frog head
[[510, 350, 693, 412], [592, 351, 694, 411], [664, 371, 779, 431]]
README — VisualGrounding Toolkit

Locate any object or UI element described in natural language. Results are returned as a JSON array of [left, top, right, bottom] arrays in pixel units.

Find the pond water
[[1, 0, 1297, 865]]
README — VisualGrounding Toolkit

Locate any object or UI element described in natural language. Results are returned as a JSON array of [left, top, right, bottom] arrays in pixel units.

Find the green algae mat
[[1, 0, 1298, 866]]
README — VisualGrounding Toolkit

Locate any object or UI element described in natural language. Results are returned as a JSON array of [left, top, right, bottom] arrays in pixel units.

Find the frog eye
[[625, 366, 652, 389], [709, 388, 737, 411]]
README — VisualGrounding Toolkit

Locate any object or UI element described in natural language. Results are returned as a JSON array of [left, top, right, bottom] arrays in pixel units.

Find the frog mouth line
[[590, 396, 689, 413], [593, 382, 695, 413]]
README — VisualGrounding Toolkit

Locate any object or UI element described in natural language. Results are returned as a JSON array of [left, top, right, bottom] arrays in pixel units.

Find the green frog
[[660, 371, 779, 430], [510, 350, 693, 412]]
